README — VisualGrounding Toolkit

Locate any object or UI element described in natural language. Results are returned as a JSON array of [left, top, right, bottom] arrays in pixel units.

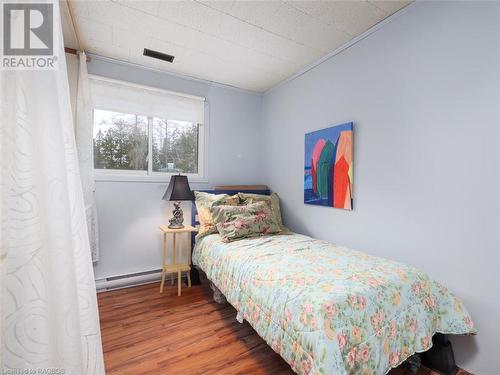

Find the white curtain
[[76, 53, 99, 262], [0, 2, 105, 374]]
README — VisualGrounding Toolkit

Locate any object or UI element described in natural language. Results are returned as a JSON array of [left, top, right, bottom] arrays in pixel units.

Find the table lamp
[[162, 174, 194, 229]]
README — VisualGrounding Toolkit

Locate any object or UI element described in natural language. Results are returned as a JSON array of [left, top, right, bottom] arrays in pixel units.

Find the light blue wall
[[262, 2, 499, 374], [88, 57, 263, 280]]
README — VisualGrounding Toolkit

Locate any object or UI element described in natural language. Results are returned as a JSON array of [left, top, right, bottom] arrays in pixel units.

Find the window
[[93, 110, 200, 175], [93, 110, 148, 172], [90, 76, 205, 179], [152, 118, 199, 174]]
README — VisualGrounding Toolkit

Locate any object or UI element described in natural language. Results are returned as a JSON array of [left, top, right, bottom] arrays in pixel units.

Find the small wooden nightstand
[[159, 225, 198, 296]]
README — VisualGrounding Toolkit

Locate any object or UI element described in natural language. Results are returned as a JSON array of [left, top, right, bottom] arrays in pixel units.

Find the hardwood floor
[[97, 282, 441, 375]]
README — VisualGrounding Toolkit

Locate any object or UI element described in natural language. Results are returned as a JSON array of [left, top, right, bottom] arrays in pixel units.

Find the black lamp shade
[[162, 175, 194, 201]]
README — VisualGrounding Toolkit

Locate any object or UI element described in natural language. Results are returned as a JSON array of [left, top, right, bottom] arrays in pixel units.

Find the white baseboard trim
[[95, 269, 187, 292]]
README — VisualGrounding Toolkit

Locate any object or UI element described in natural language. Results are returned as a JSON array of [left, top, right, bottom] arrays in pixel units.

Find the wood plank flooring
[[97, 282, 444, 375]]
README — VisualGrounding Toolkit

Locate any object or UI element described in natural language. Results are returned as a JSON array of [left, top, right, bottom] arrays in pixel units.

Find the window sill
[[95, 174, 208, 184]]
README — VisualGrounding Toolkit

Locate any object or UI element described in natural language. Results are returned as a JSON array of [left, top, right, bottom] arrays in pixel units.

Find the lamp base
[[168, 224, 184, 229], [168, 201, 185, 229], [168, 224, 185, 229]]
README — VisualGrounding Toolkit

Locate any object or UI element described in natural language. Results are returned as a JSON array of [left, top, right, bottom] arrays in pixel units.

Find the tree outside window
[[93, 109, 199, 175], [151, 118, 198, 174]]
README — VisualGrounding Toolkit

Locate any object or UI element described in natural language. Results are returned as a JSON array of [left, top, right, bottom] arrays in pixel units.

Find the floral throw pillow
[[238, 192, 290, 234], [211, 201, 281, 242], [194, 191, 240, 239]]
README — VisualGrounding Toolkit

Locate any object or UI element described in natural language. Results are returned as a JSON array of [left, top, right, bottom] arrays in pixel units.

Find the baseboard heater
[[95, 269, 186, 292]]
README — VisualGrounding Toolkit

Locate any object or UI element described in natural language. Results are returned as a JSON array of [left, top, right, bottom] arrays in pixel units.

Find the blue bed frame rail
[[189, 189, 271, 285]]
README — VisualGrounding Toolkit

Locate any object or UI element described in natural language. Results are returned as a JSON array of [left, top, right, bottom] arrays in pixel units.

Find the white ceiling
[[62, 0, 411, 92]]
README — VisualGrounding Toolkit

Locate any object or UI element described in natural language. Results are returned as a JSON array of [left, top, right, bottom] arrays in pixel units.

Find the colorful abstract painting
[[304, 122, 353, 209]]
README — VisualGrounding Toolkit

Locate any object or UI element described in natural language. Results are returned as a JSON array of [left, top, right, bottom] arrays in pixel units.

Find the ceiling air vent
[[143, 48, 175, 63]]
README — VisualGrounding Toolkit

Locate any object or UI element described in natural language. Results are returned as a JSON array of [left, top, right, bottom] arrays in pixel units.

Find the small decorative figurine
[[162, 174, 194, 229]]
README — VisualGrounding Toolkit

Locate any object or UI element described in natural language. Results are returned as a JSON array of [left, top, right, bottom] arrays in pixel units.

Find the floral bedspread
[[193, 233, 475, 375]]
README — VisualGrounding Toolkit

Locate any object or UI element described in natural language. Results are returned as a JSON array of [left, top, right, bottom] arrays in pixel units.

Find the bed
[[190, 190, 475, 375]]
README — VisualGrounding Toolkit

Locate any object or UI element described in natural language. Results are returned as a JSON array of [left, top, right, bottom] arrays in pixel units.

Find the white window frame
[[91, 79, 207, 183]]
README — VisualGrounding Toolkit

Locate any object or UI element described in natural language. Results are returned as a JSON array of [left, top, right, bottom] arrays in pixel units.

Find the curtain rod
[[64, 47, 90, 62]]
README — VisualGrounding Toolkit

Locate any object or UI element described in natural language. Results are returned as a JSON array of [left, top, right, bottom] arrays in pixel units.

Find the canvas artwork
[[304, 122, 353, 210]]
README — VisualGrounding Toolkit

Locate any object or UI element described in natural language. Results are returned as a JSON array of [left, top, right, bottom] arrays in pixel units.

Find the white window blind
[[90, 75, 205, 180], [89, 76, 205, 124]]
